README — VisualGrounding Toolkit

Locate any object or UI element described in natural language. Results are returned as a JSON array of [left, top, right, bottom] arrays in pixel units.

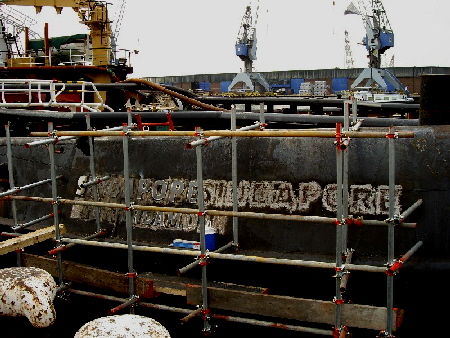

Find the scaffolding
[[1, 101, 423, 337]]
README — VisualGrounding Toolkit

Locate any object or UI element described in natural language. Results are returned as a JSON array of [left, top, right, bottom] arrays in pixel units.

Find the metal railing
[[0, 79, 113, 112]]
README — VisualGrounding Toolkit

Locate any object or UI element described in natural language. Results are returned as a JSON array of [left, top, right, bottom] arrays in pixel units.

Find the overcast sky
[[12, 0, 450, 77]]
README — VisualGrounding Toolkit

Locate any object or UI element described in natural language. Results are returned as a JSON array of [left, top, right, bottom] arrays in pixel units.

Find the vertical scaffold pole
[[334, 122, 345, 335], [122, 124, 136, 313], [86, 115, 101, 232], [386, 127, 397, 336], [259, 102, 265, 126], [351, 98, 358, 124], [342, 102, 350, 253], [5, 123, 21, 266], [48, 122, 64, 286], [231, 106, 239, 250], [340, 103, 353, 296], [195, 128, 211, 334]]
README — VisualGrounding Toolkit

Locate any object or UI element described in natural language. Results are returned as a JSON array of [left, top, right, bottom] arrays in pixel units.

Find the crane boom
[[346, 0, 393, 68]]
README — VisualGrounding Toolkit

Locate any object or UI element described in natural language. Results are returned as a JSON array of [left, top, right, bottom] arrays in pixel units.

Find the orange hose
[[123, 78, 228, 112]]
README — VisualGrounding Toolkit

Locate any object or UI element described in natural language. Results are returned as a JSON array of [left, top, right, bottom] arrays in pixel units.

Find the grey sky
[[15, 0, 450, 77]]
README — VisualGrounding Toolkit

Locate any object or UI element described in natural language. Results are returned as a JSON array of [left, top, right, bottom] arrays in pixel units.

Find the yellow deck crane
[[1, 0, 112, 67], [0, 0, 133, 106]]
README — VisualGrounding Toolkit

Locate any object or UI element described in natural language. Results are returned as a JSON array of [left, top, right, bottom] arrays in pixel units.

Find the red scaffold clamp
[[333, 296, 346, 305], [199, 254, 209, 266], [386, 241, 423, 276], [334, 123, 351, 150], [201, 308, 213, 336], [346, 216, 363, 226], [124, 202, 135, 212], [48, 245, 67, 256], [201, 308, 211, 317], [386, 127, 399, 139], [386, 132, 399, 139], [333, 325, 349, 338], [378, 330, 395, 338], [333, 266, 348, 279], [194, 127, 203, 138], [386, 259, 403, 276]]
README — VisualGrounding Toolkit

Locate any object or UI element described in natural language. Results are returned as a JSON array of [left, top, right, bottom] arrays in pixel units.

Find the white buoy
[[0, 267, 57, 328], [75, 314, 171, 337]]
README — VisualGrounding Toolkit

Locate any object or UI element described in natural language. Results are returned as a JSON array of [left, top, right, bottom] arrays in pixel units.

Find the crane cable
[[113, 0, 127, 41], [250, 0, 260, 27]]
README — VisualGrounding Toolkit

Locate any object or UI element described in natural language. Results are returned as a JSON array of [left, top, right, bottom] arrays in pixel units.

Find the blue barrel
[[205, 227, 216, 251]]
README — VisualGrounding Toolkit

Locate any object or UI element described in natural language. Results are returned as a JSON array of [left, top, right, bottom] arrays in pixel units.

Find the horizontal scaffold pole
[[60, 237, 386, 273], [29, 130, 415, 139], [4, 195, 416, 228], [186, 122, 262, 149], [0, 175, 63, 198], [67, 288, 333, 335], [12, 211, 60, 231]]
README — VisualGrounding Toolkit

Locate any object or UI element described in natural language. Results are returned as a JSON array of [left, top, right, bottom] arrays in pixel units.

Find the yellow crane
[[1, 0, 112, 67]]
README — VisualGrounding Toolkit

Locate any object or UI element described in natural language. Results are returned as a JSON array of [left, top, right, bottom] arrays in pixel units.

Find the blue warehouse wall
[[290, 78, 304, 94], [332, 77, 348, 93], [220, 81, 232, 93]]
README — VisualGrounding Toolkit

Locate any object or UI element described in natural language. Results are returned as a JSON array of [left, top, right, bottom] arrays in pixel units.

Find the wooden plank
[[186, 285, 402, 331], [0, 217, 15, 227], [21, 253, 155, 299], [0, 225, 66, 255], [22, 254, 269, 299], [139, 272, 268, 297]]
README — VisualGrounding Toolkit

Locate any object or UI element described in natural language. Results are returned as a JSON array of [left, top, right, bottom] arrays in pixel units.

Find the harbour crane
[[345, 0, 408, 94], [228, 1, 269, 93]]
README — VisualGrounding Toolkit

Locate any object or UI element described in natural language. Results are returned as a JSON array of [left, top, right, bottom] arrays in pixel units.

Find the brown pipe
[[24, 27, 30, 57], [123, 78, 228, 112], [44, 23, 49, 66]]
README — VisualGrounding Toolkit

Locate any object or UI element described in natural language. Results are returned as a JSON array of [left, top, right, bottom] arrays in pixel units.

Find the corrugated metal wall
[[143, 67, 450, 94]]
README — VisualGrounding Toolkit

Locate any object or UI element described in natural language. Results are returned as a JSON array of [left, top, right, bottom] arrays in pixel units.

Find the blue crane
[[345, 0, 408, 94], [228, 1, 269, 93]]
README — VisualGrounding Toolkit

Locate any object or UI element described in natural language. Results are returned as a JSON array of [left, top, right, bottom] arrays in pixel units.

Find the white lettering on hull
[[72, 177, 402, 234]]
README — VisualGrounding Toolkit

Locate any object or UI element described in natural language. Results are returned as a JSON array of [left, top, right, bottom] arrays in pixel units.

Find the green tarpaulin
[[28, 34, 88, 51]]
